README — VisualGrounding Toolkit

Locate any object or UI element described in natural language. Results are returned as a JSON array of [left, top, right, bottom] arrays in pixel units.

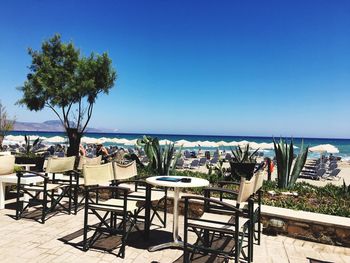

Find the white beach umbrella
[[42, 136, 66, 143], [217, 141, 230, 147], [258, 142, 274, 150], [124, 139, 138, 146], [309, 144, 339, 164], [159, 139, 173, 145], [309, 144, 339, 154], [81, 137, 100, 144], [175, 140, 190, 147], [227, 141, 239, 147], [5, 135, 25, 142]]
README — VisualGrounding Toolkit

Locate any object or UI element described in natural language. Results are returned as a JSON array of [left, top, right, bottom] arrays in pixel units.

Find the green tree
[[17, 34, 116, 156]]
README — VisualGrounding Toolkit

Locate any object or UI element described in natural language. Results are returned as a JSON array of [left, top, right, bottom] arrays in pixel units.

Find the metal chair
[[76, 155, 103, 207], [82, 162, 139, 258], [113, 161, 168, 228], [182, 195, 251, 263], [15, 156, 77, 223], [45, 156, 79, 214], [77, 155, 102, 170]]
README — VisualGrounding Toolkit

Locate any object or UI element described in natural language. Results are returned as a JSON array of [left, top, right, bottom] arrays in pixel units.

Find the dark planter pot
[[230, 162, 256, 180], [15, 156, 45, 172]]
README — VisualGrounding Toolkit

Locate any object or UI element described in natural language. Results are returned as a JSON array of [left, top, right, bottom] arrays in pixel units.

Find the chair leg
[[16, 181, 21, 220], [50, 189, 55, 211], [68, 186, 72, 215], [74, 186, 78, 215], [42, 191, 47, 224], [257, 190, 262, 245], [83, 204, 89, 251]]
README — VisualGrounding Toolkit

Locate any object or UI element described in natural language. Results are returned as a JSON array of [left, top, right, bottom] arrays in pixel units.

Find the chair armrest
[[114, 179, 148, 185], [182, 196, 242, 213], [217, 181, 240, 187], [17, 171, 48, 180], [84, 185, 129, 195], [203, 187, 239, 197]]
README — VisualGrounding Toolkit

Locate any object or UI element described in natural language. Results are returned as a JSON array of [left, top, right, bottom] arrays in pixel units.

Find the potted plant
[[15, 135, 45, 171], [229, 144, 259, 180]]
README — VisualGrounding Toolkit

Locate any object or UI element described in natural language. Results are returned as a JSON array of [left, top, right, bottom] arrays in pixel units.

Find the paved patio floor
[[0, 207, 350, 263]]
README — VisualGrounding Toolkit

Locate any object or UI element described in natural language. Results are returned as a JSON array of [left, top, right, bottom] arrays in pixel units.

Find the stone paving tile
[[1, 207, 350, 263]]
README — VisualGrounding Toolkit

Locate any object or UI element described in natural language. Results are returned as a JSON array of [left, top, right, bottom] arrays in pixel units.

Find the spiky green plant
[[22, 135, 43, 157], [231, 144, 259, 163], [137, 135, 181, 175], [273, 138, 309, 189], [342, 179, 350, 197]]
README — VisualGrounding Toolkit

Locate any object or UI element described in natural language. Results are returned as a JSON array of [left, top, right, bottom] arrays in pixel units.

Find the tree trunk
[[66, 128, 82, 157], [0, 134, 4, 151]]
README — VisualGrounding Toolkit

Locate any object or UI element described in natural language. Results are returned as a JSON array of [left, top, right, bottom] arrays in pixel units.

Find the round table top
[[146, 176, 209, 188]]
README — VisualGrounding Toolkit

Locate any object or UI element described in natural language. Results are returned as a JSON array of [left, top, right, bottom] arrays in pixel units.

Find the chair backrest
[[330, 168, 340, 177], [224, 153, 232, 161], [236, 175, 256, 205], [176, 158, 184, 167], [83, 162, 114, 186], [253, 170, 264, 193], [77, 155, 102, 170], [184, 151, 191, 158], [113, 161, 137, 181], [191, 159, 199, 166], [199, 157, 207, 165], [316, 168, 326, 177], [0, 155, 15, 175], [210, 157, 218, 164], [46, 156, 75, 173], [328, 162, 338, 171]]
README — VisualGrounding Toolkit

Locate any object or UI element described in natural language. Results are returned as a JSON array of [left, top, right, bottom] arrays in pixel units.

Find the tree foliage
[[0, 102, 15, 137], [17, 34, 117, 134]]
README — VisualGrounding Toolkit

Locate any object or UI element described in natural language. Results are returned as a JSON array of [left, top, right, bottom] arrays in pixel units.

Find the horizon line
[[10, 130, 350, 141]]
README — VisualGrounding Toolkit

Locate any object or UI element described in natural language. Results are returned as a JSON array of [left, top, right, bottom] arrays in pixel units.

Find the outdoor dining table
[[146, 175, 209, 251]]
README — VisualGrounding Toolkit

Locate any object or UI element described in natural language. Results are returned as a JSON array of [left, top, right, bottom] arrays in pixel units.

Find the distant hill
[[14, 120, 113, 133]]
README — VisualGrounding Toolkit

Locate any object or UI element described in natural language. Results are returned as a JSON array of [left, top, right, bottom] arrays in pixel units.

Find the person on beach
[[79, 144, 86, 156], [96, 142, 109, 161]]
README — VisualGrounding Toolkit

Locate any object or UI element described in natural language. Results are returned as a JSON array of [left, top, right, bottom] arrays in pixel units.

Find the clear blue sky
[[0, 0, 350, 138]]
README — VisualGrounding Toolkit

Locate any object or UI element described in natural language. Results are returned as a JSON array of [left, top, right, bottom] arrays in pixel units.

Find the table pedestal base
[[148, 240, 184, 252]]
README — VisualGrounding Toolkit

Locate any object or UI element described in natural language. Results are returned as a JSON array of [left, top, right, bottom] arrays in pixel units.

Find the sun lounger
[[175, 158, 185, 169], [210, 157, 219, 165], [199, 157, 207, 166], [322, 168, 341, 181], [300, 168, 326, 180], [189, 159, 200, 169]]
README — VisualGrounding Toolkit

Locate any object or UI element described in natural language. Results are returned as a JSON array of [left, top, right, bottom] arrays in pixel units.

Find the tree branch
[[66, 102, 73, 125], [45, 102, 65, 128], [81, 102, 93, 133], [77, 98, 82, 131]]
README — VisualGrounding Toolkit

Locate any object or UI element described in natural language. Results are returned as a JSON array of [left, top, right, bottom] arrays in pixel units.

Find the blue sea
[[5, 131, 350, 160]]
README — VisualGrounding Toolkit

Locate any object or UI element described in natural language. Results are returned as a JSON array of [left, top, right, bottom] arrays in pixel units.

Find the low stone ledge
[[162, 195, 350, 247], [260, 205, 350, 247]]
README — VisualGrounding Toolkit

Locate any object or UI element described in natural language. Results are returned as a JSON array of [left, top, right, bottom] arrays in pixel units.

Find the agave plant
[[137, 135, 181, 175], [22, 135, 43, 157], [231, 144, 259, 163], [273, 138, 309, 189], [342, 179, 350, 197]]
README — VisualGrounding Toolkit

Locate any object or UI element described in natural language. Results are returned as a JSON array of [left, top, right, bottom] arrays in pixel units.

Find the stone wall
[[163, 197, 350, 248], [261, 215, 350, 247]]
